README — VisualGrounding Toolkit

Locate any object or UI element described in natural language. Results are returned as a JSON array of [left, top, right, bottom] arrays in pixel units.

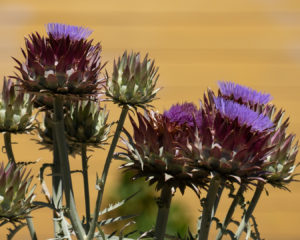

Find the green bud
[[0, 78, 35, 133], [0, 162, 36, 223], [106, 51, 160, 109], [64, 100, 111, 149]]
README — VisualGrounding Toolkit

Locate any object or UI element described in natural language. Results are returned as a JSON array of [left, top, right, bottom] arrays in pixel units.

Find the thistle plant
[[118, 105, 209, 239], [0, 23, 298, 240], [95, 50, 161, 231]]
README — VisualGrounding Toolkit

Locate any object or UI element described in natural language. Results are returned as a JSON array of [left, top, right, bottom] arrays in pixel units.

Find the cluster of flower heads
[[120, 81, 298, 193]]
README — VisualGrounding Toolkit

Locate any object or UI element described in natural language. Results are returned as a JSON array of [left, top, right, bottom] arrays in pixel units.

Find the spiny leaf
[[98, 191, 139, 216]]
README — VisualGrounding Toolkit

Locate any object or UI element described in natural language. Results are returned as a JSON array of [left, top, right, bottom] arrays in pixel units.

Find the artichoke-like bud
[[13, 23, 104, 99], [64, 100, 111, 148], [0, 78, 34, 133], [180, 90, 275, 184], [106, 51, 160, 109], [36, 111, 80, 156], [0, 162, 36, 223], [118, 111, 209, 195], [262, 109, 299, 189]]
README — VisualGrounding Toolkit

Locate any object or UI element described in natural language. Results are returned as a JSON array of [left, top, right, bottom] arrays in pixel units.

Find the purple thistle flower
[[46, 23, 92, 40], [163, 102, 202, 128], [214, 97, 273, 132], [218, 81, 272, 105]]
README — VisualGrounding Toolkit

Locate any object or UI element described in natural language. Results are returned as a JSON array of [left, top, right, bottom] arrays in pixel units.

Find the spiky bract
[[118, 111, 209, 195], [13, 24, 104, 100], [0, 78, 34, 133], [262, 108, 299, 189], [0, 162, 36, 223], [106, 51, 160, 109], [64, 100, 111, 148]]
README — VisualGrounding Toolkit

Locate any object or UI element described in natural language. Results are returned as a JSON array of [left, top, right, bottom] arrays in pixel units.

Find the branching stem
[[234, 182, 264, 239], [53, 96, 86, 239]]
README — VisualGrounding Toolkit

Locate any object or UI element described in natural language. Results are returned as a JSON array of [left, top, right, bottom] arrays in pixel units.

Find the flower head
[[0, 162, 36, 223], [118, 111, 209, 195], [46, 23, 92, 40], [163, 102, 202, 128], [214, 97, 273, 132], [178, 90, 274, 184], [13, 23, 104, 100], [218, 81, 272, 105], [36, 111, 81, 156], [106, 51, 160, 109], [64, 100, 111, 148], [0, 78, 35, 133]]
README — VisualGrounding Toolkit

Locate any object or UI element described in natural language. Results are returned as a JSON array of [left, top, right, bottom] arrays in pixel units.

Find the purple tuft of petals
[[214, 97, 273, 132], [163, 102, 202, 128], [218, 81, 272, 105], [46, 23, 92, 40]]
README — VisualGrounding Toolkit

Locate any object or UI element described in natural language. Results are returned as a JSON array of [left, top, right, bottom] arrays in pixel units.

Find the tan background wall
[[0, 0, 300, 239]]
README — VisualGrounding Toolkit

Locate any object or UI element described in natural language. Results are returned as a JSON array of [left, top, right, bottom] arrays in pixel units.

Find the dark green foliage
[[105, 172, 191, 238]]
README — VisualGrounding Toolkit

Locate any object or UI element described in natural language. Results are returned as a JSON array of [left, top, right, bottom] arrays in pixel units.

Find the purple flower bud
[[218, 81, 272, 105], [163, 102, 202, 128], [214, 97, 273, 132], [46, 23, 92, 41]]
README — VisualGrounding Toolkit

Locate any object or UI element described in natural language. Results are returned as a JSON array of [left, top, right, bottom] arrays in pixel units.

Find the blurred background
[[1, 0, 300, 239]]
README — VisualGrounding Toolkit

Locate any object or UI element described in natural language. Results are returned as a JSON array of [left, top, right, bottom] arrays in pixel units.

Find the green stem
[[26, 217, 37, 240], [4, 132, 15, 164], [198, 176, 221, 240], [234, 182, 264, 240], [53, 96, 86, 240], [216, 185, 245, 240], [212, 185, 224, 218], [87, 106, 128, 240], [52, 132, 63, 237], [154, 185, 173, 240], [81, 143, 91, 232]]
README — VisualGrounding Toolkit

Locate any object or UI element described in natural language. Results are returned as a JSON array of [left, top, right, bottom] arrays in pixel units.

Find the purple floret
[[163, 102, 202, 128], [46, 23, 92, 40], [214, 97, 273, 132], [218, 81, 272, 105]]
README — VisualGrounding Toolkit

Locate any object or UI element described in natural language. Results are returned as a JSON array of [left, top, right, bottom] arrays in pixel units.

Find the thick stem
[[198, 176, 221, 240], [26, 217, 37, 240], [4, 132, 15, 164], [82, 143, 91, 232], [53, 96, 86, 240], [154, 185, 173, 240], [216, 185, 245, 240], [52, 132, 63, 237], [87, 106, 128, 240], [212, 185, 224, 218], [234, 182, 264, 240]]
